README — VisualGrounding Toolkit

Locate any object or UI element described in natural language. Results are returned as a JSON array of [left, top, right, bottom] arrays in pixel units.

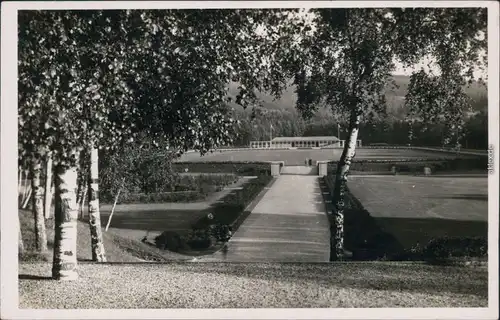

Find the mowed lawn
[[177, 148, 456, 165], [346, 175, 488, 249]]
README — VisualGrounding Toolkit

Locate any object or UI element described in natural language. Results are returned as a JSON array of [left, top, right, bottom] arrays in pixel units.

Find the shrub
[[118, 191, 204, 204], [423, 236, 487, 260], [154, 223, 233, 252], [208, 224, 233, 242], [154, 231, 186, 251]]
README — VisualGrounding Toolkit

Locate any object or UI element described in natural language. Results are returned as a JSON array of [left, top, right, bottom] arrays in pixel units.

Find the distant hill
[[227, 75, 488, 120]]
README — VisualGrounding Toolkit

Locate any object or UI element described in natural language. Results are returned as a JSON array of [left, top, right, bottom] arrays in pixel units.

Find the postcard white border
[[1, 1, 499, 319]]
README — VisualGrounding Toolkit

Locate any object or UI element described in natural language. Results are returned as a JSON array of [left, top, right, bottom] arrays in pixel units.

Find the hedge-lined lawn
[[176, 148, 458, 165], [346, 176, 488, 250], [153, 175, 274, 254], [101, 173, 239, 204], [99, 177, 256, 241]]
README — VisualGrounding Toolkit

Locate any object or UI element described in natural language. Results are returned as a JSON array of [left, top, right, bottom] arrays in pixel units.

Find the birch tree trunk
[[76, 157, 85, 220], [18, 212, 24, 254], [31, 161, 48, 252], [88, 147, 107, 262], [44, 153, 53, 220], [331, 111, 361, 261], [52, 164, 79, 280]]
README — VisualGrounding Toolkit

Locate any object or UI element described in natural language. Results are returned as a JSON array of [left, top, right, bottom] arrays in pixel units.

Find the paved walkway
[[201, 175, 330, 262]]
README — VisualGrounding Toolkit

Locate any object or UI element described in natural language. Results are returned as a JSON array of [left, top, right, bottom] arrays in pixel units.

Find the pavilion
[[249, 136, 362, 149]]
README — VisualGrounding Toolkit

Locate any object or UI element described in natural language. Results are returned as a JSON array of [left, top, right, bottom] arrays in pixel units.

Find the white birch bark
[[88, 147, 106, 262], [52, 164, 79, 280], [44, 153, 53, 220], [31, 161, 48, 252], [331, 112, 360, 261]]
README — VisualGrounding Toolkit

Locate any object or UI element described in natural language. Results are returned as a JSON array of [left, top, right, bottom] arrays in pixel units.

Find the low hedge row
[[192, 175, 273, 229], [117, 191, 205, 204], [101, 173, 238, 204], [326, 157, 487, 175], [171, 174, 238, 192], [172, 161, 276, 176], [154, 175, 273, 252]]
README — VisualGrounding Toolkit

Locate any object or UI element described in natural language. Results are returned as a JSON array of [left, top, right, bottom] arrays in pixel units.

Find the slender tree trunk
[[18, 168, 24, 206], [52, 163, 79, 280], [44, 153, 54, 220], [79, 188, 87, 221], [21, 169, 31, 208], [88, 146, 106, 262], [18, 212, 24, 254], [18, 168, 22, 194], [331, 110, 361, 261], [76, 161, 85, 220], [21, 187, 32, 209], [31, 161, 48, 252]]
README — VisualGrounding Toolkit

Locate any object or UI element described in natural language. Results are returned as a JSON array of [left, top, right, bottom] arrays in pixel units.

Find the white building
[[249, 136, 362, 149]]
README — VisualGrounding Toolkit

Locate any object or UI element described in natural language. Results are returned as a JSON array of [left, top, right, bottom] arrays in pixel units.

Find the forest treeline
[[231, 94, 488, 149]]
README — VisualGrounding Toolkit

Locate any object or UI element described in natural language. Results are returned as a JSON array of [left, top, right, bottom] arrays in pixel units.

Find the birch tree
[[18, 8, 301, 279], [285, 8, 487, 260], [43, 152, 53, 220]]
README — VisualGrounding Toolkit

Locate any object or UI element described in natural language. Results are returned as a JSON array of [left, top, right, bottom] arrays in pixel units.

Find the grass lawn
[[19, 261, 487, 308], [176, 148, 459, 165], [345, 175, 488, 252]]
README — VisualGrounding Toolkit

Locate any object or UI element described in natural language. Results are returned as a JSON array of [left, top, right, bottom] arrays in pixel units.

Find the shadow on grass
[[95, 209, 208, 232], [427, 194, 488, 201], [19, 274, 52, 281], [317, 178, 488, 261], [178, 262, 488, 299]]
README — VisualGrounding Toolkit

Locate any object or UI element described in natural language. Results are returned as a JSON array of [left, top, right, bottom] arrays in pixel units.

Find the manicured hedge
[[101, 173, 238, 204], [154, 175, 273, 252], [172, 161, 276, 176], [326, 157, 487, 175], [192, 175, 273, 229], [114, 191, 204, 204]]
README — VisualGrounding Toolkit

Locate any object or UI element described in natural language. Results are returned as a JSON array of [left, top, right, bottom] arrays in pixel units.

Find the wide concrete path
[[201, 175, 330, 262]]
